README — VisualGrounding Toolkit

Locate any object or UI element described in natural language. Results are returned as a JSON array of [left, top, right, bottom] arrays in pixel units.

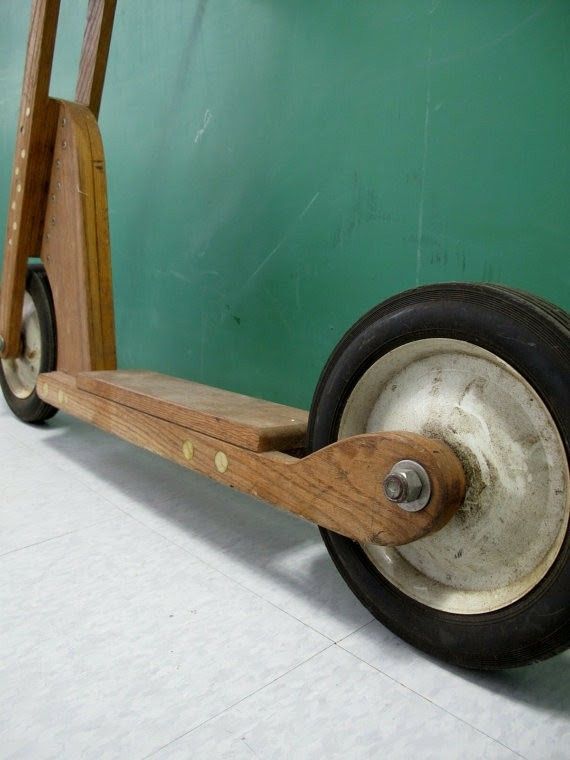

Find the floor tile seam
[[141, 643, 336, 759], [336, 642, 528, 760], [1, 427, 84, 462], [68, 472, 216, 525], [0, 515, 120, 561], [56, 463, 198, 511], [9, 427, 360, 644], [334, 619, 374, 644], [4, 478, 127, 516], [0, 436, 141, 517], [115, 508, 337, 644]]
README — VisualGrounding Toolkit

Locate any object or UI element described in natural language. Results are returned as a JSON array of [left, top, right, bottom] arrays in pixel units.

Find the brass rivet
[[12, 222, 17, 231], [8, 238, 12, 246], [15, 167, 20, 176], [20, 149, 26, 159], [11, 201, 16, 210], [214, 451, 228, 473], [57, 390, 64, 404], [62, 140, 67, 149], [16, 183, 21, 193], [25, 106, 31, 117], [42, 382, 49, 396], [182, 440, 194, 460]]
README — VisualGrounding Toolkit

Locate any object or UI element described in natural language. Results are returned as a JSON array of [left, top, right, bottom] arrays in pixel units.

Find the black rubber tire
[[0, 264, 58, 423], [309, 282, 569, 670]]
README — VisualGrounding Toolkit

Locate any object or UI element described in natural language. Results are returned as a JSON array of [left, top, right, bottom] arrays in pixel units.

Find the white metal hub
[[1, 292, 42, 400], [338, 338, 569, 615]]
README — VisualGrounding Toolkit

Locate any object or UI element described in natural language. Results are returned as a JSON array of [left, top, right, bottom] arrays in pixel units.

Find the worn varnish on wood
[[0, 0, 61, 357], [75, 0, 118, 118], [77, 370, 308, 452], [39, 372, 466, 546], [40, 100, 116, 373]]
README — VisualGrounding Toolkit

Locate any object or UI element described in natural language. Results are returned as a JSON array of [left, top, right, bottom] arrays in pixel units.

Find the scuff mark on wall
[[299, 192, 320, 219], [194, 109, 212, 143], [430, 3, 549, 67], [243, 191, 321, 289], [415, 29, 433, 286]]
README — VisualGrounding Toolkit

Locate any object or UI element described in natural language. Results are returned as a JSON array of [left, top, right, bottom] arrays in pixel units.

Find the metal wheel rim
[[338, 338, 569, 615], [1, 291, 42, 399]]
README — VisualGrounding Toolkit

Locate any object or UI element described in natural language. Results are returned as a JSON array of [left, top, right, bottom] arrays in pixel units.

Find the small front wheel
[[0, 264, 58, 423], [309, 283, 569, 670]]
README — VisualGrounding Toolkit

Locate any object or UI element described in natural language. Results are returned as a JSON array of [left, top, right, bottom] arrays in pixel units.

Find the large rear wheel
[[309, 283, 569, 669]]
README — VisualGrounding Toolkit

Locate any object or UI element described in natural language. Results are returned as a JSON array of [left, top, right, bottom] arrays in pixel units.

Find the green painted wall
[[1, 1, 569, 408]]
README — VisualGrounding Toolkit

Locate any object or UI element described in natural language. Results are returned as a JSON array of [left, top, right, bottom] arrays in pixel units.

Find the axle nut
[[383, 460, 431, 512]]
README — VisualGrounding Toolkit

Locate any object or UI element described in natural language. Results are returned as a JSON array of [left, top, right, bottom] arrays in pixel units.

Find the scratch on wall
[[243, 191, 320, 289], [415, 34, 433, 286], [245, 237, 288, 288], [194, 109, 212, 143], [430, 3, 550, 67], [299, 191, 320, 219]]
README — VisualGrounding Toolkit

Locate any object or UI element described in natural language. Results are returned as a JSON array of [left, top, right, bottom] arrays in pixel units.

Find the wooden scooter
[[1, 1, 568, 671]]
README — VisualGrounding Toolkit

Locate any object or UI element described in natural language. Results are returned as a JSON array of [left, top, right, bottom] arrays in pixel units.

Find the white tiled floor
[[1, 403, 568, 759]]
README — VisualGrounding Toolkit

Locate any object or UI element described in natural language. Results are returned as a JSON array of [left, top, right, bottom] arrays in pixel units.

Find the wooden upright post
[[0, 0, 61, 358], [1, 0, 118, 371], [76, 0, 118, 119]]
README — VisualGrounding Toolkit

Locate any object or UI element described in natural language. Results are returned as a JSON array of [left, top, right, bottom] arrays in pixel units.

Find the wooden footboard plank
[[77, 370, 308, 452]]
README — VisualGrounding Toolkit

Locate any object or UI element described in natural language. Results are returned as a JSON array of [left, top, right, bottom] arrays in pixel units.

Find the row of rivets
[[39, 389, 231, 475], [183, 440, 229, 473], [41, 384, 67, 406], [46, 116, 68, 240], [9, 105, 30, 237], [10, 106, 30, 230]]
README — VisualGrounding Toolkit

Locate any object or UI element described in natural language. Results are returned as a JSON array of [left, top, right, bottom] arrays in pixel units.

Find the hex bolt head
[[382, 460, 432, 512]]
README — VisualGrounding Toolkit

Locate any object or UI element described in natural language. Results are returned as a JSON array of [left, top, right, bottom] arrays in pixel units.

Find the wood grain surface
[[77, 370, 309, 452], [0, 0, 61, 356], [40, 100, 116, 373], [76, 0, 118, 118]]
